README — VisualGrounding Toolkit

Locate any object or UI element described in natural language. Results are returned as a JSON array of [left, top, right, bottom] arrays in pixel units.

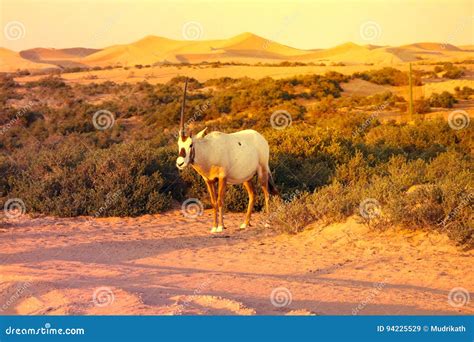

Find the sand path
[[0, 210, 472, 315]]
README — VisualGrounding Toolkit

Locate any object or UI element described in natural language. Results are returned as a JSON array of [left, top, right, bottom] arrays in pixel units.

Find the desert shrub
[[225, 180, 265, 212], [167, 76, 203, 90], [269, 192, 316, 233], [0, 75, 22, 105], [270, 150, 473, 247], [8, 139, 175, 216], [0, 155, 15, 199], [454, 86, 474, 100], [414, 97, 431, 114], [25, 76, 68, 89], [429, 91, 457, 108], [324, 71, 351, 83], [441, 63, 465, 79], [353, 67, 421, 86]]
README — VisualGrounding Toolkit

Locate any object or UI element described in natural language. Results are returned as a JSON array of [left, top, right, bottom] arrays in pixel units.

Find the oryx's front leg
[[205, 179, 218, 233], [216, 177, 227, 232], [240, 180, 255, 229]]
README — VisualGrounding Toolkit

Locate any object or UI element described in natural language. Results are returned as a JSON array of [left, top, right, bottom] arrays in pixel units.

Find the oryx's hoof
[[239, 223, 248, 229], [210, 227, 218, 233], [216, 226, 224, 233]]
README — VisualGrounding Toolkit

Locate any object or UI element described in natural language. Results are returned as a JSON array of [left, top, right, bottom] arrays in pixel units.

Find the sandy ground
[[0, 210, 472, 316]]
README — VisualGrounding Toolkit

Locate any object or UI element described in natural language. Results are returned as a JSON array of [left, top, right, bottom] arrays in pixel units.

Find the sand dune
[[2, 33, 472, 72], [80, 35, 471, 67], [82, 33, 309, 66], [459, 45, 474, 51], [19, 47, 99, 68], [20, 47, 99, 61], [0, 48, 57, 72], [0, 210, 472, 315], [400, 42, 462, 52], [296, 43, 409, 64]]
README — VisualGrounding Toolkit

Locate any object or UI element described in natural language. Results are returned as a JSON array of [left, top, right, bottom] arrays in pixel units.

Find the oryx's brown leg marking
[[205, 179, 218, 229], [217, 177, 227, 229], [242, 180, 255, 228]]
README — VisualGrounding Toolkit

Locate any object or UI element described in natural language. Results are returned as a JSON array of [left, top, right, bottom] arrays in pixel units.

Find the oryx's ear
[[195, 127, 208, 139]]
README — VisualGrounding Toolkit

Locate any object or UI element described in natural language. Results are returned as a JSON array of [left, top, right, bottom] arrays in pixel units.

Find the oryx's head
[[176, 78, 207, 170], [177, 130, 208, 169]]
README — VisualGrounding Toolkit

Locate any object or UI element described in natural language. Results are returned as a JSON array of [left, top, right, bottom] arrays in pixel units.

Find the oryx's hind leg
[[258, 166, 270, 214], [216, 177, 227, 233], [205, 180, 218, 233], [240, 180, 255, 229]]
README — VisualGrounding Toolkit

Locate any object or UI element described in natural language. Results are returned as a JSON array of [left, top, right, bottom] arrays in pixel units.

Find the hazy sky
[[1, 0, 473, 51]]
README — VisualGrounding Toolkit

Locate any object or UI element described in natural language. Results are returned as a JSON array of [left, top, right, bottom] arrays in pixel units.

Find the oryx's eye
[[190, 143, 193, 148]]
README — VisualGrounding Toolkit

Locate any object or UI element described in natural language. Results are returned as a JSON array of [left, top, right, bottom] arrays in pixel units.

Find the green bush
[[353, 67, 421, 86], [270, 151, 473, 247], [441, 63, 465, 79], [429, 91, 457, 108], [414, 97, 431, 114], [454, 86, 474, 100], [7, 140, 174, 216]]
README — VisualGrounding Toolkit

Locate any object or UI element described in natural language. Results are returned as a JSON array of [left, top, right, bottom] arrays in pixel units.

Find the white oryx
[[176, 78, 278, 233]]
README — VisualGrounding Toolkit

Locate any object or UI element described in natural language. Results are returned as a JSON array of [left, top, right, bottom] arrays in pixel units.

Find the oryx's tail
[[268, 170, 279, 196]]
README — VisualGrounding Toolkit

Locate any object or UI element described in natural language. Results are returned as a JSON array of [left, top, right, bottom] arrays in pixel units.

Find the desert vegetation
[[0, 69, 472, 247]]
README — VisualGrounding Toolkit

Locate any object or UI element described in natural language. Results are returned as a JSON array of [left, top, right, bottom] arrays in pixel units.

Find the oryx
[[176, 78, 278, 233]]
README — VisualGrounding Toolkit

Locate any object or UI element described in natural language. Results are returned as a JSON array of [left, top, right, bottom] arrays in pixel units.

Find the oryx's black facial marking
[[176, 135, 193, 170]]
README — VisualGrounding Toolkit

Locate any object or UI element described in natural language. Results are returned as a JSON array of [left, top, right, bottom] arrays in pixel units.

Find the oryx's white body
[[176, 78, 277, 233], [191, 130, 270, 185]]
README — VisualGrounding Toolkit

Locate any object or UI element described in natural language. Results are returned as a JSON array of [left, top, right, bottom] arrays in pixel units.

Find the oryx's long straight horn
[[179, 77, 189, 138]]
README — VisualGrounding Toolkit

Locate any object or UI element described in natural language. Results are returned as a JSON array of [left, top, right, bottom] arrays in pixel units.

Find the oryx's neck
[[190, 139, 215, 180]]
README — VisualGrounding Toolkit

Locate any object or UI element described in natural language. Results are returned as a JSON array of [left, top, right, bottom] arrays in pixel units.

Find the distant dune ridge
[[0, 47, 56, 72], [19, 47, 99, 68], [1, 32, 472, 72]]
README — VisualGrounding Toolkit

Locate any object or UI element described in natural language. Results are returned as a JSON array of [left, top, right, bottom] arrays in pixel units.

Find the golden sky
[[1, 0, 473, 51]]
